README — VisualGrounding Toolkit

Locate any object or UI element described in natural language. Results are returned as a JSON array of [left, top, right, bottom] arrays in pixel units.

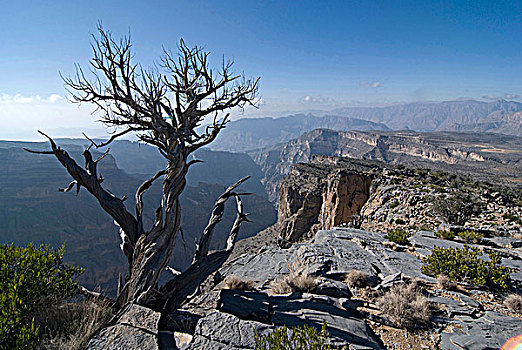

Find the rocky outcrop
[[277, 160, 373, 242], [87, 227, 522, 349], [277, 155, 522, 240], [277, 164, 326, 242], [182, 227, 521, 350], [87, 304, 161, 350]]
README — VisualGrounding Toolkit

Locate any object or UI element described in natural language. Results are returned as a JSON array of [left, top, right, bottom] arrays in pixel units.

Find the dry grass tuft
[[504, 294, 522, 313], [270, 259, 317, 294], [377, 282, 431, 330], [37, 298, 114, 350], [345, 270, 368, 288], [224, 275, 256, 291], [436, 274, 457, 290]]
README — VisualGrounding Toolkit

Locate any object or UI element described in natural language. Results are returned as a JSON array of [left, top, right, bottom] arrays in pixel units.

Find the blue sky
[[1, 0, 521, 139]]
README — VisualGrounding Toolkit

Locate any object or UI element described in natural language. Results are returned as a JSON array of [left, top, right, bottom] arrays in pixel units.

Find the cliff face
[[320, 169, 372, 230], [277, 159, 374, 242]]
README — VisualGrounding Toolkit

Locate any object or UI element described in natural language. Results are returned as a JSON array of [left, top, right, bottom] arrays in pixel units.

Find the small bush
[[457, 230, 483, 243], [271, 274, 317, 294], [271, 260, 317, 294], [422, 245, 513, 290], [377, 282, 431, 330], [436, 274, 456, 290], [37, 299, 113, 350], [395, 218, 406, 225], [435, 230, 455, 240], [385, 229, 411, 246], [503, 213, 522, 226], [254, 322, 331, 350], [0, 243, 83, 349], [504, 294, 522, 313], [345, 270, 368, 288], [224, 275, 255, 291]]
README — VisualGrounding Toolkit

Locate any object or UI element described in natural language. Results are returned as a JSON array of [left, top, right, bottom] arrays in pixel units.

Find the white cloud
[[48, 94, 64, 103], [0, 92, 105, 140], [482, 93, 520, 101], [0, 93, 65, 105], [360, 81, 382, 88], [299, 95, 335, 105]]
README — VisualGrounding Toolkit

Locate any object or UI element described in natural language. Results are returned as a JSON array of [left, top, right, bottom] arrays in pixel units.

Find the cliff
[[277, 159, 373, 242]]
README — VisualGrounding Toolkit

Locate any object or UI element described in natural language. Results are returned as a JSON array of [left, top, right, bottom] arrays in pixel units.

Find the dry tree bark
[[25, 24, 259, 310]]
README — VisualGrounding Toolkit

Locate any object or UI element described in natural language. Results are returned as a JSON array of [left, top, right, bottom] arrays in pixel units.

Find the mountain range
[[333, 99, 522, 134], [209, 114, 390, 152], [210, 99, 522, 153]]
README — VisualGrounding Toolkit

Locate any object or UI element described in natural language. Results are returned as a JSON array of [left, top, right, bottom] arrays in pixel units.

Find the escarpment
[[277, 155, 522, 243], [250, 129, 521, 202]]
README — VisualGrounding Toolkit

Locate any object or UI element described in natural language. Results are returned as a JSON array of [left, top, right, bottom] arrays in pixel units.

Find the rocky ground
[[88, 227, 522, 349]]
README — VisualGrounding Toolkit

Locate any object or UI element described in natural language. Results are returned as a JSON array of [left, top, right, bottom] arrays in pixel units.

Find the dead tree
[[24, 25, 259, 310]]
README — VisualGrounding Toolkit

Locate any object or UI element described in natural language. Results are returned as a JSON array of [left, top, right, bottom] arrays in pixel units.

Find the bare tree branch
[[194, 176, 250, 260], [25, 131, 139, 263], [158, 177, 252, 312]]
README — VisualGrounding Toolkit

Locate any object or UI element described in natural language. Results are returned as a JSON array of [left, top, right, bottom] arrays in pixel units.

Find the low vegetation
[[271, 260, 317, 294], [422, 245, 513, 290], [377, 282, 431, 330], [37, 299, 113, 350], [435, 230, 456, 240], [254, 322, 331, 350], [432, 193, 483, 225], [503, 213, 522, 226], [344, 270, 368, 288], [0, 243, 83, 349], [436, 274, 456, 290], [224, 275, 256, 291], [456, 230, 483, 243], [385, 228, 411, 246], [504, 294, 522, 314]]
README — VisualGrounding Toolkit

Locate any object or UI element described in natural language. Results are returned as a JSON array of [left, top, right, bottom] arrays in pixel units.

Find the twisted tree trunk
[[26, 25, 259, 310]]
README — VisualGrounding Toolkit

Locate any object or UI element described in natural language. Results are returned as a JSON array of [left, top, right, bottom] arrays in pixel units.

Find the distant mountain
[[0, 140, 276, 295], [333, 99, 522, 135], [209, 114, 390, 152]]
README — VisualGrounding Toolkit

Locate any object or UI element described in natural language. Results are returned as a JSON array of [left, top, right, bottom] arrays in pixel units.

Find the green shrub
[[389, 200, 399, 209], [457, 230, 483, 243], [421, 245, 513, 290], [395, 218, 406, 225], [435, 230, 455, 240], [254, 322, 331, 350], [385, 229, 411, 245], [0, 243, 83, 349], [503, 213, 522, 226]]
